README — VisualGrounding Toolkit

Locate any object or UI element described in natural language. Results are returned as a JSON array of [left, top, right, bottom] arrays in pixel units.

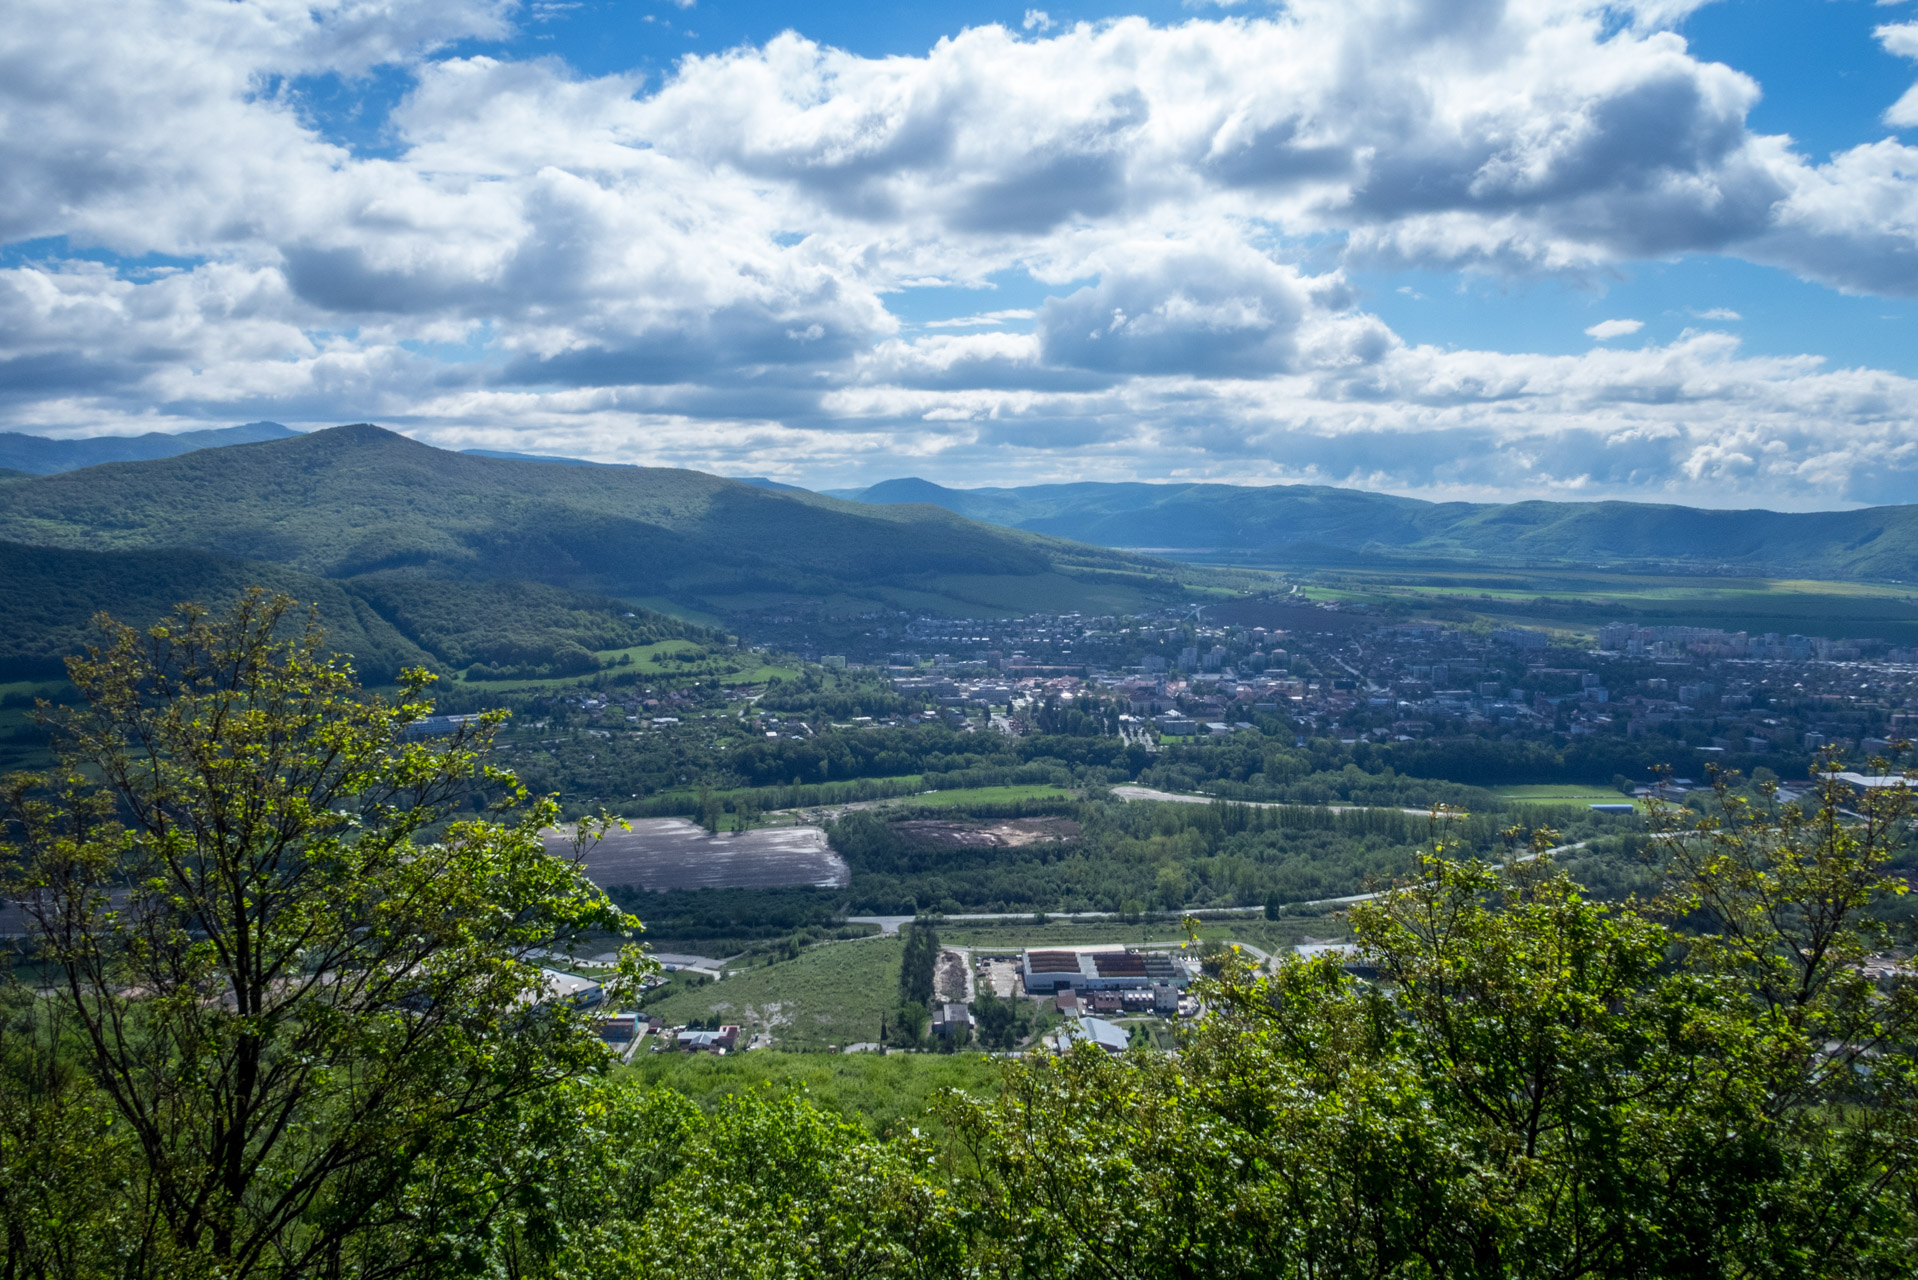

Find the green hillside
[[0, 543, 710, 684], [0, 425, 1189, 624], [0, 543, 431, 681], [842, 477, 1918, 581]]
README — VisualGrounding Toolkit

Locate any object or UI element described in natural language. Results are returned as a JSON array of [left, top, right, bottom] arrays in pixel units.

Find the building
[[536, 969, 604, 1008], [1492, 627, 1549, 650], [932, 1002, 974, 1040], [1056, 1016, 1130, 1055], [597, 1014, 640, 1046], [1021, 948, 1189, 994], [674, 1025, 740, 1053], [403, 712, 485, 739], [1832, 772, 1912, 795]]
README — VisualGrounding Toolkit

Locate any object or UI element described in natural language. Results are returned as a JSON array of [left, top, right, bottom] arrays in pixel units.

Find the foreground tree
[[947, 772, 1918, 1279], [0, 593, 646, 1279]]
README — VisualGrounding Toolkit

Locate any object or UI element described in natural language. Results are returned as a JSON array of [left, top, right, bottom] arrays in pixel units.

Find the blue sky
[[4, 0, 1918, 507]]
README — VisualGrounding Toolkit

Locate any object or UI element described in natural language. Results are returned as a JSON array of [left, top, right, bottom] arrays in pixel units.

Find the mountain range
[[0, 421, 300, 474], [0, 425, 1182, 680], [14, 423, 1913, 581], [830, 478, 1918, 581]]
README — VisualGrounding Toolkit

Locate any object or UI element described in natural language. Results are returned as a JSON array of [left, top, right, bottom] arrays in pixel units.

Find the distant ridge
[[836, 477, 1918, 581], [0, 424, 1184, 623], [0, 421, 300, 474], [460, 448, 610, 467], [459, 451, 809, 494]]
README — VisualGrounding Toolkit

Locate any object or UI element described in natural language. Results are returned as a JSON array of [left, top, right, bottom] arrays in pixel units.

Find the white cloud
[[2, 1, 1918, 506], [1881, 23, 1918, 128], [1691, 307, 1741, 320], [1022, 10, 1053, 32], [922, 309, 1037, 328], [1585, 318, 1645, 340]]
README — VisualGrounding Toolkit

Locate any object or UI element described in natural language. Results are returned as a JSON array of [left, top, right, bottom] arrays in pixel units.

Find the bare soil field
[[892, 816, 1080, 850], [551, 819, 850, 891]]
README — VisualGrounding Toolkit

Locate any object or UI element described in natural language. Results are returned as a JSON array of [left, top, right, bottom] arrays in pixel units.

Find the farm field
[[450, 638, 798, 691], [641, 774, 927, 815], [1489, 784, 1647, 811], [875, 784, 1079, 809], [1295, 568, 1918, 644], [557, 819, 850, 891], [641, 934, 903, 1051], [622, 1050, 1003, 1138]]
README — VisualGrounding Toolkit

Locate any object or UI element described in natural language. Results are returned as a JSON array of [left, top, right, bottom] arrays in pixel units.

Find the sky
[[4, 0, 1918, 508]]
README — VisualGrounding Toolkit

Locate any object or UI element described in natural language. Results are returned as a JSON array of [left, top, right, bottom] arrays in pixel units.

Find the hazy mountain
[[0, 424, 1184, 623], [459, 448, 607, 466], [0, 421, 300, 474], [837, 477, 1918, 581], [460, 450, 810, 494]]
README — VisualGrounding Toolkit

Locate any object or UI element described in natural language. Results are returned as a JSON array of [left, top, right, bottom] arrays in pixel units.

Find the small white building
[[537, 969, 604, 1008], [1056, 1016, 1130, 1055]]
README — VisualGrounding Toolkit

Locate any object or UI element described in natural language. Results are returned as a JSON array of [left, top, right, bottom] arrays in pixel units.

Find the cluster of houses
[[593, 1010, 742, 1054]]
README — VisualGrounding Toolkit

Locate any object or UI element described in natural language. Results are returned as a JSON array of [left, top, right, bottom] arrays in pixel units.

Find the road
[[846, 905, 1265, 935], [846, 845, 1590, 939]]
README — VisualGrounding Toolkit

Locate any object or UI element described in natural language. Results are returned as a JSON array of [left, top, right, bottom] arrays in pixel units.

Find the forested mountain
[[0, 421, 299, 474], [0, 425, 1184, 655], [836, 477, 1918, 580], [0, 543, 703, 683]]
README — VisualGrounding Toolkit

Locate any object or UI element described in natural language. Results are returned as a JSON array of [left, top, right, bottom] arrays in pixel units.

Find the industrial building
[[1021, 947, 1190, 994]]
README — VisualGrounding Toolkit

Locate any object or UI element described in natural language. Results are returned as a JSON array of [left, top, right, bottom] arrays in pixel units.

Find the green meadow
[[1299, 568, 1918, 643]]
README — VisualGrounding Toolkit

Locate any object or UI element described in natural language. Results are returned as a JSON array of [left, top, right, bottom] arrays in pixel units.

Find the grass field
[[450, 638, 798, 691], [1489, 784, 1646, 812], [642, 935, 904, 1051], [621, 1050, 1003, 1138], [878, 784, 1078, 809], [1296, 568, 1918, 644], [620, 596, 729, 629]]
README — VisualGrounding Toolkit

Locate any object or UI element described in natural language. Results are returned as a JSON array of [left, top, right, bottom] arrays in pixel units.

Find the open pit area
[[551, 819, 851, 892]]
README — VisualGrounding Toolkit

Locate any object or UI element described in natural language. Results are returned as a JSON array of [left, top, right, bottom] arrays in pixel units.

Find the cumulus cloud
[[922, 310, 1036, 328], [1585, 318, 1645, 340], [2, 0, 1917, 507], [1881, 22, 1918, 129]]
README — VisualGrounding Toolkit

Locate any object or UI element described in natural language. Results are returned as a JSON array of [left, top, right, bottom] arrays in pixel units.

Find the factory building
[[1022, 947, 1190, 994]]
